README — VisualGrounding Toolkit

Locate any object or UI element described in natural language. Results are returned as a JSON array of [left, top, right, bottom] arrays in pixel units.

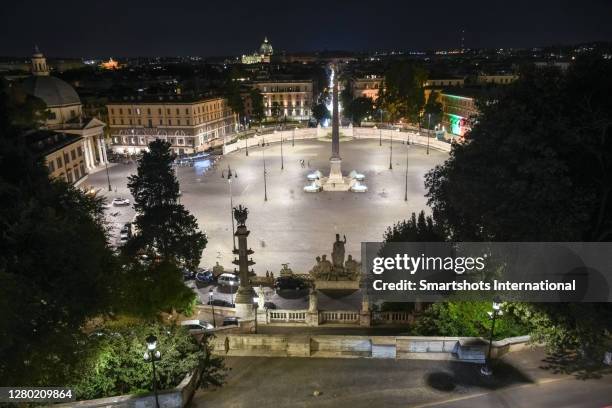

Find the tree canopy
[[377, 61, 428, 123]]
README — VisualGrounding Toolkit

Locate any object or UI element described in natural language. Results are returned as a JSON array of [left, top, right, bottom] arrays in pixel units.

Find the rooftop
[[107, 94, 225, 104], [25, 130, 82, 157]]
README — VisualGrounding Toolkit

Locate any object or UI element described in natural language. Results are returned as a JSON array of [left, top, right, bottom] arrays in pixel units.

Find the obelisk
[[232, 205, 256, 320], [323, 64, 350, 190]]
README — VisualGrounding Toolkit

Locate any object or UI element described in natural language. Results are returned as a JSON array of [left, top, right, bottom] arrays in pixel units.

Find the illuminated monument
[[320, 65, 353, 191]]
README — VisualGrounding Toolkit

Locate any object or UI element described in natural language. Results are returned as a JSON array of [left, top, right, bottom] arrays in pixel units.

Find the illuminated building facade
[[106, 95, 235, 155], [252, 80, 313, 121], [241, 37, 273, 64], [351, 75, 382, 100], [438, 92, 478, 137]]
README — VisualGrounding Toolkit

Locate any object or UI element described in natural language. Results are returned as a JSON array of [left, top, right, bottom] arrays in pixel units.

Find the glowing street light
[[221, 165, 238, 250], [144, 334, 161, 408], [209, 288, 216, 328], [481, 300, 503, 376]]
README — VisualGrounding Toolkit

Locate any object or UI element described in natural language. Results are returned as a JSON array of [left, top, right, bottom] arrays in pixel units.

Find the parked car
[[180, 319, 214, 333], [195, 269, 215, 284], [112, 197, 130, 206], [222, 317, 239, 326], [274, 275, 308, 291], [207, 299, 234, 308], [263, 301, 277, 310], [217, 273, 240, 287], [182, 268, 196, 281]]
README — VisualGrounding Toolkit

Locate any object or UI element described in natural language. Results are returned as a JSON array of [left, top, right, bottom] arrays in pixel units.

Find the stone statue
[[309, 256, 322, 279], [332, 234, 347, 269], [280, 263, 293, 277], [319, 254, 333, 281], [344, 254, 361, 280], [233, 205, 248, 226]]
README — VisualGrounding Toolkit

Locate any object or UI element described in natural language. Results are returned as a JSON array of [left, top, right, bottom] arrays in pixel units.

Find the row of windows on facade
[[47, 145, 83, 173], [264, 100, 309, 107], [259, 86, 311, 92], [112, 136, 220, 147], [61, 163, 86, 184], [109, 104, 225, 117], [111, 115, 233, 127]]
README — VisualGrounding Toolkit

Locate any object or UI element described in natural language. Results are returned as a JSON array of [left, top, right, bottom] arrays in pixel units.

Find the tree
[[347, 97, 374, 126], [311, 103, 330, 125], [383, 211, 446, 243], [249, 88, 265, 126], [270, 101, 283, 123], [422, 90, 442, 130], [127, 140, 207, 270], [425, 58, 612, 359], [73, 322, 226, 400], [377, 61, 428, 124], [0, 83, 119, 386]]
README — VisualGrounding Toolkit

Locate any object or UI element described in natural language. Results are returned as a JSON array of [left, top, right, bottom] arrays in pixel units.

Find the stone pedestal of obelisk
[[322, 65, 352, 191], [232, 206, 256, 320]]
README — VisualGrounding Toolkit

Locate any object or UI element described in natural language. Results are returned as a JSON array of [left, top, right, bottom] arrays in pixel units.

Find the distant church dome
[[259, 37, 273, 56], [21, 47, 81, 107]]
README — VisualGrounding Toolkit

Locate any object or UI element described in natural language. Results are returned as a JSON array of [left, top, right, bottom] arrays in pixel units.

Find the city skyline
[[2, 0, 612, 57]]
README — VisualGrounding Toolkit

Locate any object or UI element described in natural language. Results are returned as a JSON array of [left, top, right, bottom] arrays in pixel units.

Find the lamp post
[[292, 126, 296, 147], [481, 300, 503, 376], [404, 136, 409, 201], [245, 133, 249, 156], [262, 136, 268, 202], [101, 135, 112, 191], [144, 335, 161, 408], [379, 109, 383, 146], [209, 288, 216, 328], [221, 165, 238, 251], [426, 113, 431, 155], [253, 296, 259, 332], [389, 128, 398, 170]]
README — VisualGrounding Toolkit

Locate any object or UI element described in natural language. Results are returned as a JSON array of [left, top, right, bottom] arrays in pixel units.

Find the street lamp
[[221, 165, 238, 250], [379, 109, 383, 146], [262, 136, 268, 202], [245, 134, 249, 157], [144, 334, 161, 408], [481, 300, 503, 376], [404, 137, 409, 202], [389, 128, 398, 170], [209, 288, 216, 328], [426, 113, 431, 155], [292, 126, 297, 147], [253, 296, 259, 332], [101, 135, 112, 191]]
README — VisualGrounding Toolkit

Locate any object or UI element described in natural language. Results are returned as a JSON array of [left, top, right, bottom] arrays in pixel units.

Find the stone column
[[359, 292, 371, 327], [96, 137, 105, 166], [86, 138, 95, 170], [100, 136, 109, 164], [232, 205, 256, 320], [306, 287, 319, 327]]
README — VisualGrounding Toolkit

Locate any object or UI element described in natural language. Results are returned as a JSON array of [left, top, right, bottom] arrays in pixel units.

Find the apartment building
[[106, 95, 235, 154]]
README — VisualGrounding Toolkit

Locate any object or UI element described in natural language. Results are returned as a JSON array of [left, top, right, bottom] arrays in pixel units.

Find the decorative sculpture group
[[309, 234, 361, 281]]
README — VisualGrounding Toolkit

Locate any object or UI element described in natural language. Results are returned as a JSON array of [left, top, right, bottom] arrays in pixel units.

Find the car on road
[[183, 268, 196, 281], [207, 299, 234, 308], [112, 197, 130, 206], [180, 319, 214, 333], [274, 275, 308, 291], [222, 317, 239, 326], [195, 269, 215, 284], [217, 273, 240, 287], [263, 301, 277, 310], [119, 223, 132, 240]]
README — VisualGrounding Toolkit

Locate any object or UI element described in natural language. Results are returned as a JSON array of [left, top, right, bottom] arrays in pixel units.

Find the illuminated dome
[[259, 37, 273, 56]]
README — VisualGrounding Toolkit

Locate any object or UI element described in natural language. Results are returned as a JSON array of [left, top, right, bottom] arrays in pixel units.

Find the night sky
[[2, 0, 612, 57]]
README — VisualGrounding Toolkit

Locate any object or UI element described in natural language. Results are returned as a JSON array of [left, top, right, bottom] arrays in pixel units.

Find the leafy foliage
[[424, 58, 612, 359], [0, 82, 118, 386], [346, 97, 374, 126], [311, 103, 330, 125], [383, 211, 446, 243], [249, 88, 265, 125], [377, 61, 427, 123], [73, 323, 226, 400], [413, 302, 532, 340]]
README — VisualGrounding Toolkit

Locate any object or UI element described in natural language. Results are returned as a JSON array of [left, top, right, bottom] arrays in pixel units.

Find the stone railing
[[268, 309, 308, 323], [211, 333, 531, 363], [222, 127, 453, 155], [372, 311, 413, 324], [320, 310, 360, 324]]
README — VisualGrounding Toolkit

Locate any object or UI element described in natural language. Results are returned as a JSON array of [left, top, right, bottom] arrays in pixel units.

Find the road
[[191, 348, 612, 408]]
